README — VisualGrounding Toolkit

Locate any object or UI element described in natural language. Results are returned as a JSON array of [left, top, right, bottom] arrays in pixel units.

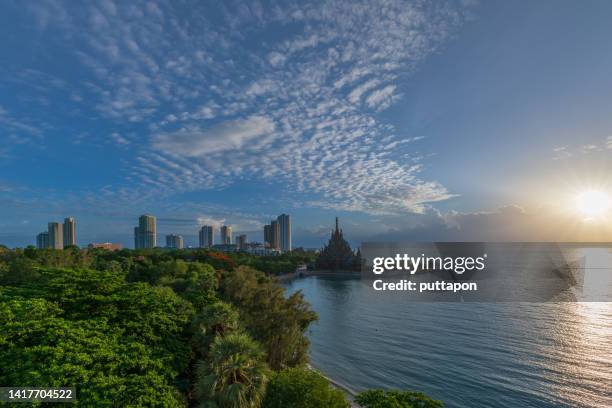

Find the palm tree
[[191, 302, 240, 355], [196, 332, 270, 408]]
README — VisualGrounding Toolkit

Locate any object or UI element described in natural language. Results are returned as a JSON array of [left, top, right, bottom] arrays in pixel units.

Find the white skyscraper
[[48, 222, 63, 250], [277, 213, 291, 252], [220, 225, 232, 244], [134, 214, 156, 249], [63, 217, 76, 247]]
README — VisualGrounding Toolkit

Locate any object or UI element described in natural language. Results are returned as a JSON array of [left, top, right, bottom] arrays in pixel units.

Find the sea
[[283, 247, 612, 408]]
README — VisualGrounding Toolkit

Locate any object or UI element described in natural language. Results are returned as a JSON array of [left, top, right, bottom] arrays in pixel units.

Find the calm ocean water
[[284, 248, 612, 407]]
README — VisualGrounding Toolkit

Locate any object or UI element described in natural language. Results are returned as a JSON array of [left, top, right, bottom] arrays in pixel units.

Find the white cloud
[[581, 144, 600, 153], [19, 0, 471, 215], [553, 136, 612, 159], [267, 51, 286, 67], [0, 105, 42, 137], [152, 115, 275, 156], [196, 216, 225, 228], [347, 79, 380, 104], [365, 85, 398, 110], [246, 79, 280, 97], [110, 132, 129, 145], [552, 146, 572, 160], [363, 204, 612, 242], [284, 33, 321, 53]]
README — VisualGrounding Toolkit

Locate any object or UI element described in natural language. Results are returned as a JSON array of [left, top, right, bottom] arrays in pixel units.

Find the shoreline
[[280, 273, 363, 407], [275, 269, 362, 282], [306, 363, 362, 408]]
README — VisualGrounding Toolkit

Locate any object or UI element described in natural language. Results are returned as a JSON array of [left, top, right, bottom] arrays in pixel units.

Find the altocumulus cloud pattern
[[2, 0, 471, 215]]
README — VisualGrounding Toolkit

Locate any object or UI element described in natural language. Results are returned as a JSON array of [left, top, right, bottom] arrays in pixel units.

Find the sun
[[575, 190, 611, 219]]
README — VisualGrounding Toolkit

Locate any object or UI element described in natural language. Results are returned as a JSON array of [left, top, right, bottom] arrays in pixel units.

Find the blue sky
[[2, 0, 612, 248]]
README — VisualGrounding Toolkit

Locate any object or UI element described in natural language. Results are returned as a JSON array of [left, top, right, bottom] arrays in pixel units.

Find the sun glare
[[575, 190, 611, 219]]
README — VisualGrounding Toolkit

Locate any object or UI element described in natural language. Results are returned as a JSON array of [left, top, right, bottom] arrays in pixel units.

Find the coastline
[[279, 272, 364, 407], [306, 363, 362, 408], [275, 269, 362, 283]]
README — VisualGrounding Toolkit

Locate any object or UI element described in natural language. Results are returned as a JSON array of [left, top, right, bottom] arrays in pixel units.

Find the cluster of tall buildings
[[264, 214, 291, 251], [34, 213, 292, 253], [166, 234, 184, 249], [133, 214, 186, 250], [36, 217, 76, 249], [197, 214, 291, 252], [133, 215, 186, 250], [197, 225, 233, 247], [134, 215, 262, 251]]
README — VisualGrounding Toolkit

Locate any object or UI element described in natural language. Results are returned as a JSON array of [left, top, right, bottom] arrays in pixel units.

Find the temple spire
[[316, 217, 359, 271]]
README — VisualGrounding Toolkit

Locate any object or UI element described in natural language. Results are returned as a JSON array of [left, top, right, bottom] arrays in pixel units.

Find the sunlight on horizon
[[575, 190, 611, 221]]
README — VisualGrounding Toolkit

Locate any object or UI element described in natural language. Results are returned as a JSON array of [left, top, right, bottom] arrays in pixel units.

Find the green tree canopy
[[0, 247, 442, 407], [0, 266, 198, 406], [196, 332, 270, 408], [263, 368, 349, 408], [191, 301, 240, 356], [219, 266, 317, 370], [355, 389, 444, 408]]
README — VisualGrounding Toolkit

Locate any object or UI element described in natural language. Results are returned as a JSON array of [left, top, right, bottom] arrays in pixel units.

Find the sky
[[2, 0, 612, 248]]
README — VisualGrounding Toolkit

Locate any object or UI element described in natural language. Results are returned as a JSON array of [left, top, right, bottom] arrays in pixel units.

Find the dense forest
[[0, 245, 442, 407]]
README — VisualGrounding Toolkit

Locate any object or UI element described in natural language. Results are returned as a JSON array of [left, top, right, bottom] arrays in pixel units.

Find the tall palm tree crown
[[196, 332, 270, 408]]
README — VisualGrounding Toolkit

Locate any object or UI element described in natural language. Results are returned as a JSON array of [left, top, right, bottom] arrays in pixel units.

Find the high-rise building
[[270, 220, 280, 249], [277, 213, 291, 252], [134, 214, 156, 249], [36, 232, 49, 249], [220, 225, 232, 244], [134, 226, 141, 249], [48, 222, 63, 249], [236, 234, 247, 249], [199, 225, 214, 248], [264, 224, 272, 247], [166, 234, 184, 249], [63, 217, 76, 247]]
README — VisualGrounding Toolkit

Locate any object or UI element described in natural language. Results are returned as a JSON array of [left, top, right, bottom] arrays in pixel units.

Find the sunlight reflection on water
[[285, 254, 612, 408]]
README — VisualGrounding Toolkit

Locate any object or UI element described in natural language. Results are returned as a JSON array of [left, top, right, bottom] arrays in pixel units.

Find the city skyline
[[35, 217, 78, 250], [3, 1, 612, 247], [28, 213, 296, 250], [0, 3, 609, 408]]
